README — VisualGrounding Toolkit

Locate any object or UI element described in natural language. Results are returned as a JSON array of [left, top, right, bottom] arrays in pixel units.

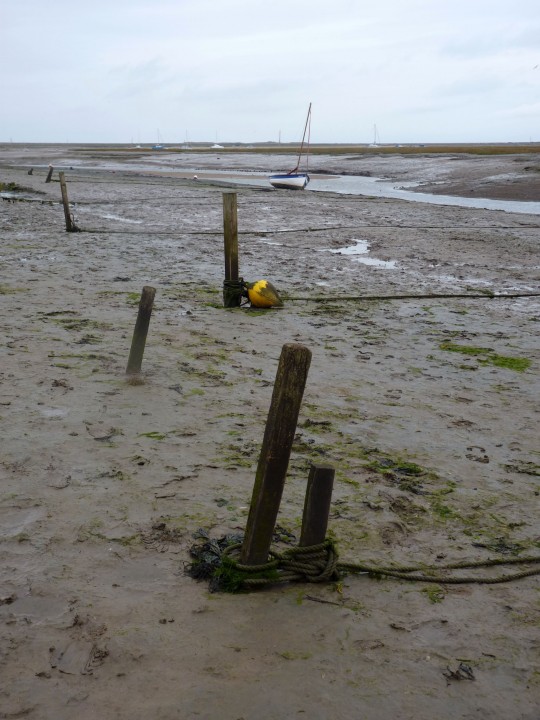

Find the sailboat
[[369, 124, 380, 148], [152, 128, 165, 150], [269, 103, 311, 190]]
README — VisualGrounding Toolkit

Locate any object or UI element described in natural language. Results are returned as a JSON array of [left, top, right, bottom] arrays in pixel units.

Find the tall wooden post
[[45, 165, 54, 183], [126, 286, 156, 375], [300, 464, 335, 547], [222, 192, 241, 307], [240, 343, 312, 565], [58, 171, 77, 232]]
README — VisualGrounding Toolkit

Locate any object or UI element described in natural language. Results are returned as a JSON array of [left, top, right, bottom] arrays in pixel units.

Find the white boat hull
[[269, 173, 310, 190]]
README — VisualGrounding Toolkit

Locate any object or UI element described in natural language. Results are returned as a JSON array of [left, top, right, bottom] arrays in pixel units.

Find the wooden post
[[45, 165, 54, 183], [240, 343, 312, 565], [300, 464, 335, 547], [58, 171, 76, 232], [223, 192, 241, 307], [126, 286, 156, 375]]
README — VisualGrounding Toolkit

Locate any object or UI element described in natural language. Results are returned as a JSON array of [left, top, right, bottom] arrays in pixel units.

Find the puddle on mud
[[100, 213, 142, 224], [39, 407, 70, 419], [318, 238, 398, 269], [75, 208, 143, 224], [355, 257, 398, 268]]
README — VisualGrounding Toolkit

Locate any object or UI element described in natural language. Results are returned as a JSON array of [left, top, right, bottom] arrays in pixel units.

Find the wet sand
[[1, 146, 539, 719]]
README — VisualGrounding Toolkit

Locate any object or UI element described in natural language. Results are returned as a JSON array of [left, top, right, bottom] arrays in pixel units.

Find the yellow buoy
[[245, 280, 284, 308]]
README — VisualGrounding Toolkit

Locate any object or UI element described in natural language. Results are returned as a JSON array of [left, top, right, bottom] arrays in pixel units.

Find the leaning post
[[45, 165, 54, 183], [240, 343, 312, 565], [58, 171, 77, 232], [126, 286, 156, 375], [222, 192, 242, 307], [299, 464, 335, 547]]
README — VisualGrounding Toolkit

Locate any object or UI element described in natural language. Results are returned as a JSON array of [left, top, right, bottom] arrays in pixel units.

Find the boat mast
[[292, 103, 312, 173]]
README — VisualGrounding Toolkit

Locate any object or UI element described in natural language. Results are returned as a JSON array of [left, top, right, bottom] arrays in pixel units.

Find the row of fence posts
[[53, 170, 334, 567]]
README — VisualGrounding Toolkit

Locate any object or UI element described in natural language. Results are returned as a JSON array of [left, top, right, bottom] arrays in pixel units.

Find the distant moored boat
[[268, 172, 309, 190], [269, 103, 312, 190]]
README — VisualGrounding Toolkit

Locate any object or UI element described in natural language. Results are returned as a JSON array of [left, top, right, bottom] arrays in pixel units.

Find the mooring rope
[[222, 279, 245, 308], [283, 292, 540, 301], [207, 539, 540, 592]]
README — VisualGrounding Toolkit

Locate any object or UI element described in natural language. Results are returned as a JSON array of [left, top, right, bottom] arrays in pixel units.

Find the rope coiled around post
[[219, 541, 341, 590], [222, 278, 245, 308], [208, 539, 540, 592]]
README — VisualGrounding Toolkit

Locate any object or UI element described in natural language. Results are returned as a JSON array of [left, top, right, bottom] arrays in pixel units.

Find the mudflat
[[1, 146, 539, 719]]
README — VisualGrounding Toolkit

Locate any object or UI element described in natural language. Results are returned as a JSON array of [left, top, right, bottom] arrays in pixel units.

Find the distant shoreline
[[1, 141, 540, 156]]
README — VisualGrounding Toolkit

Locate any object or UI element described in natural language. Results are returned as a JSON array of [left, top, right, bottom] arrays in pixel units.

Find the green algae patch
[[365, 454, 431, 478], [422, 585, 446, 604], [126, 292, 142, 305], [431, 498, 459, 520], [216, 439, 258, 469], [365, 457, 424, 477], [0, 284, 28, 295], [352, 451, 439, 497], [489, 356, 531, 372], [0, 182, 26, 192], [440, 342, 492, 356], [214, 556, 280, 593], [439, 342, 531, 372]]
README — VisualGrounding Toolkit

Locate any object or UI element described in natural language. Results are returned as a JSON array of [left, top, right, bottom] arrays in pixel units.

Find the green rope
[[222, 278, 245, 308], [215, 539, 540, 591]]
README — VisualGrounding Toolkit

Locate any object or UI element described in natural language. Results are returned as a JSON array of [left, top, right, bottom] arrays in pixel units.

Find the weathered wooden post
[[58, 171, 78, 232], [240, 343, 312, 565], [222, 192, 242, 307], [126, 286, 156, 375], [45, 165, 54, 183], [300, 464, 335, 547]]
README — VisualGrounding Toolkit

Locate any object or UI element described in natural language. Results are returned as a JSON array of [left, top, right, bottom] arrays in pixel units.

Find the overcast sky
[[1, 0, 539, 144]]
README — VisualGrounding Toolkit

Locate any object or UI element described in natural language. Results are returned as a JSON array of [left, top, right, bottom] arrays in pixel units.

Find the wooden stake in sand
[[58, 171, 78, 232], [300, 464, 335, 547], [126, 286, 156, 375], [240, 343, 312, 565], [222, 192, 242, 307], [45, 165, 54, 183]]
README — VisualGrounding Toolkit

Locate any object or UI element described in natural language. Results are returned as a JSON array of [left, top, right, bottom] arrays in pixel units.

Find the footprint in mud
[[50, 641, 108, 675], [465, 446, 490, 463], [379, 520, 408, 545], [449, 418, 476, 428]]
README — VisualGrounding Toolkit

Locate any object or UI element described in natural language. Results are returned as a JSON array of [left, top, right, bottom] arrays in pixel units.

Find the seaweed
[[439, 342, 531, 372], [187, 527, 296, 592], [186, 531, 245, 591]]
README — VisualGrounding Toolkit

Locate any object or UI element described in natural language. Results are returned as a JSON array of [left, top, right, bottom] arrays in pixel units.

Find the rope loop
[[187, 534, 540, 593], [222, 278, 245, 308], [279, 542, 341, 583], [218, 539, 341, 590]]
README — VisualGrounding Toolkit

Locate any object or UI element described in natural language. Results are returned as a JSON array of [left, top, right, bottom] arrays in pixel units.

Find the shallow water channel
[[172, 166, 540, 215], [308, 175, 540, 215], [164, 166, 540, 214], [13, 157, 540, 215]]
